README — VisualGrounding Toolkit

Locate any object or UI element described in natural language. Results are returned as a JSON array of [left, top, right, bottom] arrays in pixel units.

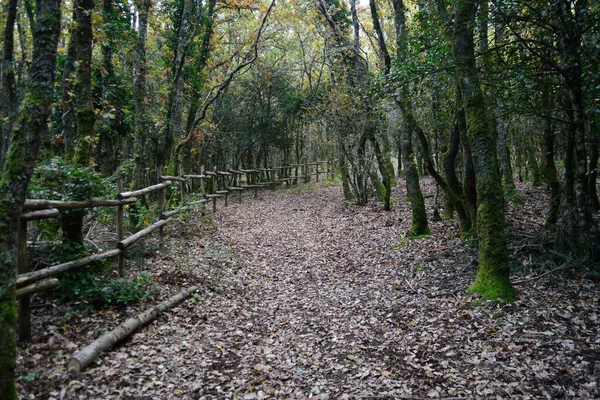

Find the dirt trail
[[18, 181, 600, 399]]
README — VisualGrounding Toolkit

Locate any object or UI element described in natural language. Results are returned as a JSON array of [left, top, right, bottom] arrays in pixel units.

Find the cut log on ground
[[16, 279, 60, 298], [67, 285, 200, 372]]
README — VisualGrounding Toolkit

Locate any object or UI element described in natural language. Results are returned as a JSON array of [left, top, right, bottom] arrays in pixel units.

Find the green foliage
[[59, 263, 155, 309], [28, 157, 112, 201], [392, 236, 409, 248]]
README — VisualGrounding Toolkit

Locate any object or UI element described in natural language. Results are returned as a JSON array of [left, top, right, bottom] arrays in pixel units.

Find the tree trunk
[[97, 0, 118, 175], [132, 0, 151, 190], [71, 0, 95, 167], [165, 0, 194, 167], [0, 0, 19, 169], [454, 0, 514, 301], [555, 0, 592, 248], [63, 0, 95, 252], [588, 135, 599, 213], [496, 99, 519, 200], [0, 1, 62, 396], [542, 116, 561, 228], [403, 124, 430, 237], [457, 95, 477, 235], [61, 2, 80, 158]]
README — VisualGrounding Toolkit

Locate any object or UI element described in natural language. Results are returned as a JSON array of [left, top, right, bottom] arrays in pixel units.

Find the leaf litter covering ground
[[17, 178, 599, 399]]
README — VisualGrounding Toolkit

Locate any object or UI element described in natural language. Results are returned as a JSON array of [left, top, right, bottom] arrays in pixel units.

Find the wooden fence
[[16, 161, 331, 342]]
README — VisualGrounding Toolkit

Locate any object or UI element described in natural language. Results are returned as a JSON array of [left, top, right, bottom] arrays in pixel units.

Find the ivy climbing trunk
[[0, 0, 62, 396], [453, 0, 515, 300], [62, 0, 95, 253]]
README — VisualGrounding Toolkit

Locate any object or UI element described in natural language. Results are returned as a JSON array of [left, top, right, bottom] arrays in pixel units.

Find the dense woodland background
[[0, 0, 599, 397]]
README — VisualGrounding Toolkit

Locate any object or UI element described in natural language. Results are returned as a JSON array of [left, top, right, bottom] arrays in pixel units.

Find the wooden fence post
[[18, 219, 31, 343], [316, 162, 319, 182], [179, 166, 185, 204], [326, 160, 330, 180], [116, 178, 125, 277], [157, 167, 165, 251]]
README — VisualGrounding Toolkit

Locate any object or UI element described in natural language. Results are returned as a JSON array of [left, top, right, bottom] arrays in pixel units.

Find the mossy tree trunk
[[403, 125, 430, 236], [0, 0, 61, 396], [453, 0, 515, 301], [0, 0, 19, 170]]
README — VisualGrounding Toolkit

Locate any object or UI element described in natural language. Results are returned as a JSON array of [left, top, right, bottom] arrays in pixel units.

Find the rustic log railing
[[17, 160, 332, 343]]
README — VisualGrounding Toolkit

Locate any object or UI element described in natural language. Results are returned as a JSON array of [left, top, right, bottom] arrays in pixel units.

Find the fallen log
[[67, 285, 200, 372], [17, 249, 123, 288], [16, 279, 59, 298], [117, 219, 169, 250], [117, 181, 172, 200]]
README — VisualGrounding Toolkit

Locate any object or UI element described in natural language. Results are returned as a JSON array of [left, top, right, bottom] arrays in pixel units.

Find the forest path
[[99, 181, 480, 399], [34, 180, 598, 399]]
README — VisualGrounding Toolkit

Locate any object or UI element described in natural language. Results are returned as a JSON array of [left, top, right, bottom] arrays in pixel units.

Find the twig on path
[[513, 264, 574, 285], [361, 396, 473, 400]]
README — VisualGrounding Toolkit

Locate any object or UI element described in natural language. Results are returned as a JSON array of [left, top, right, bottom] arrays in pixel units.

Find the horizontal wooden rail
[[161, 209, 181, 219], [21, 209, 60, 221], [117, 220, 169, 250], [24, 198, 138, 211], [17, 249, 123, 288], [17, 279, 59, 298], [161, 175, 186, 182], [117, 181, 172, 200], [183, 174, 210, 179]]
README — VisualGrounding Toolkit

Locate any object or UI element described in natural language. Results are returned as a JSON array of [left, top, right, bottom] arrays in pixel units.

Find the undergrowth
[[57, 261, 156, 310]]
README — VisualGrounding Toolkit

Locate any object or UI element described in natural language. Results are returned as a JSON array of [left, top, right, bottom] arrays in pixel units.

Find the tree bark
[[403, 124, 430, 237], [132, 0, 151, 190], [0, 0, 62, 396], [542, 114, 561, 228], [496, 99, 519, 200], [555, 0, 592, 248], [390, 0, 429, 233], [588, 135, 599, 213], [164, 0, 194, 166], [63, 0, 95, 251], [0, 0, 19, 169], [71, 0, 95, 167], [61, 2, 80, 158], [453, 0, 514, 300]]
